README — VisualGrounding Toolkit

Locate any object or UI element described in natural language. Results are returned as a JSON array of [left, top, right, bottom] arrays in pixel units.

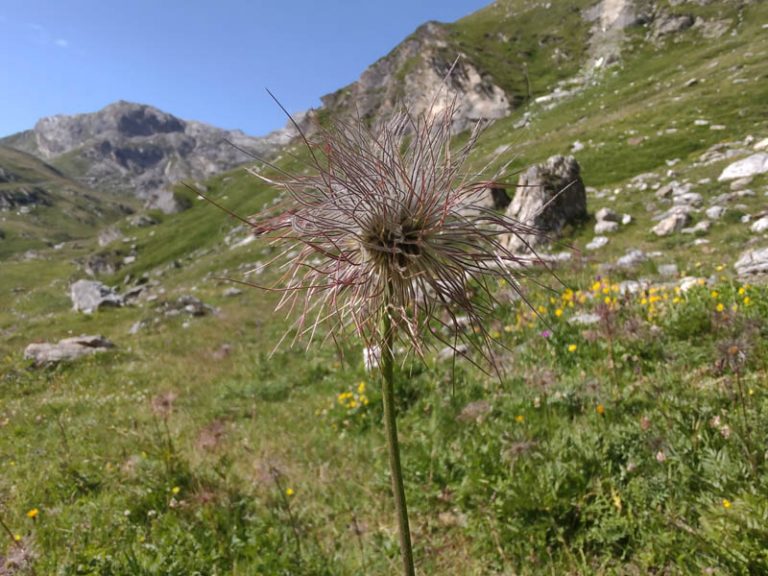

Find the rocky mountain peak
[[319, 20, 510, 133], [5, 101, 291, 213]]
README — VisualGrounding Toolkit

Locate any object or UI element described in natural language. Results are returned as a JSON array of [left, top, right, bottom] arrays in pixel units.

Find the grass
[[2, 0, 768, 573]]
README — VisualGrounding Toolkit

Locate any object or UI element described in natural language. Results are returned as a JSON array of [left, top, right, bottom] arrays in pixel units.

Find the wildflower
[[26, 508, 39, 519], [722, 499, 732, 509], [567, 344, 577, 353], [357, 381, 366, 394], [716, 303, 724, 313], [540, 329, 552, 338], [246, 99, 539, 362], [554, 308, 563, 317], [285, 488, 295, 497], [655, 450, 666, 463], [13, 534, 21, 542], [596, 403, 605, 415], [515, 415, 525, 423], [171, 486, 181, 495], [711, 290, 719, 299], [743, 296, 751, 305]]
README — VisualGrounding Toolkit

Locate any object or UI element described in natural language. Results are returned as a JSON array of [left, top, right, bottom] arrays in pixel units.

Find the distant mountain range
[[0, 101, 296, 213]]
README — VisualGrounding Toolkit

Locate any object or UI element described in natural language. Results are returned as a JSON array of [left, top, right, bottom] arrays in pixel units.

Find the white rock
[[730, 177, 753, 191], [735, 247, 768, 276], [652, 212, 691, 236], [70, 280, 123, 314], [718, 153, 768, 181], [24, 335, 114, 366], [750, 217, 768, 234], [568, 313, 601, 326], [586, 236, 609, 250], [617, 249, 646, 268], [706, 206, 726, 220], [595, 207, 621, 222], [679, 277, 705, 292], [658, 264, 679, 278], [682, 220, 711, 234], [621, 213, 633, 225], [754, 137, 768, 151], [595, 220, 620, 234]]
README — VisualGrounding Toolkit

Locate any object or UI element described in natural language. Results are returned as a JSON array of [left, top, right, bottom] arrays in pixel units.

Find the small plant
[[245, 97, 536, 575]]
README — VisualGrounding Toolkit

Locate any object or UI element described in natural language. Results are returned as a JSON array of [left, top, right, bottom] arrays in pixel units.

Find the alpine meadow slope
[[1, 1, 768, 574]]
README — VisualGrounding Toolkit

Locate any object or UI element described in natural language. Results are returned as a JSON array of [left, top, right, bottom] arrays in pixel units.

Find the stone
[[718, 153, 768, 181], [595, 207, 620, 222], [160, 295, 214, 317], [616, 249, 647, 268], [24, 335, 114, 366], [706, 206, 726, 220], [682, 220, 711, 235], [658, 264, 678, 278], [503, 155, 587, 252], [679, 277, 706, 292], [735, 247, 768, 276], [594, 220, 620, 234], [750, 217, 768, 234], [730, 177, 753, 191], [70, 280, 123, 313], [652, 212, 691, 236], [223, 287, 243, 297], [673, 192, 703, 207], [98, 227, 124, 247], [621, 213, 633, 225], [754, 137, 768, 151], [586, 236, 609, 250]]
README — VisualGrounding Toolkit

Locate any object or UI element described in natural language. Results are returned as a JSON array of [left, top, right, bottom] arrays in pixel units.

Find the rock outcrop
[[319, 22, 510, 133], [503, 155, 587, 252], [70, 280, 123, 313], [24, 335, 115, 366]]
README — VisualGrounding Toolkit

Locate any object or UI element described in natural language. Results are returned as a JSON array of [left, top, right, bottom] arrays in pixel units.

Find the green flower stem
[[381, 305, 416, 576]]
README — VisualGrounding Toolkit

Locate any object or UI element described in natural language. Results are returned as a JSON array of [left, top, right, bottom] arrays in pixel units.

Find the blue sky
[[0, 0, 491, 138]]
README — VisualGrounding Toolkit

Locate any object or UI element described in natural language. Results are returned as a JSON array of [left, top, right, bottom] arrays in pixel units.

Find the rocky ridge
[[2, 101, 297, 212]]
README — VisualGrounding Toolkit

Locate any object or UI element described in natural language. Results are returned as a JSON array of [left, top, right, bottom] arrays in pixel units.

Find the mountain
[[1, 101, 294, 213], [0, 145, 135, 258], [2, 2, 768, 571]]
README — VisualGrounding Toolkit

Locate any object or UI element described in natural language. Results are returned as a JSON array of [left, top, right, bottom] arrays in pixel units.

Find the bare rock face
[[320, 22, 509, 133], [24, 335, 115, 366], [3, 101, 293, 213], [503, 155, 587, 252], [70, 279, 123, 313], [735, 247, 768, 276]]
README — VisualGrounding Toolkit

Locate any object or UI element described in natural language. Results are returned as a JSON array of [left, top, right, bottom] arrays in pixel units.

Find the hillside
[[1, 0, 768, 574], [0, 146, 136, 259]]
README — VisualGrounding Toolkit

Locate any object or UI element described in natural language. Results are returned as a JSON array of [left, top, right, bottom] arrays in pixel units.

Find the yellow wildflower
[[716, 303, 725, 312], [711, 290, 719, 299], [357, 381, 366, 394], [286, 488, 295, 497], [171, 486, 180, 495], [26, 508, 39, 519], [596, 404, 605, 415], [743, 296, 751, 305], [722, 499, 731, 509], [515, 415, 525, 423], [567, 344, 577, 353], [555, 308, 563, 318]]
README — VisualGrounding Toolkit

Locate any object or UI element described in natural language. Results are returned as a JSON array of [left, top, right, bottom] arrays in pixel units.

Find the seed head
[[249, 100, 540, 366]]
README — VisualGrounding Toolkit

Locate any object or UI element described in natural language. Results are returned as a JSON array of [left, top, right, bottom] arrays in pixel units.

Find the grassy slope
[[0, 146, 136, 258], [1, 1, 768, 574]]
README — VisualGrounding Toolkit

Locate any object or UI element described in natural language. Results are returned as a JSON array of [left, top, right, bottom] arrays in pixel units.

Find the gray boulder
[[503, 155, 587, 252], [24, 335, 114, 366], [71, 280, 123, 313], [652, 211, 691, 236], [718, 153, 768, 181], [735, 247, 768, 276]]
